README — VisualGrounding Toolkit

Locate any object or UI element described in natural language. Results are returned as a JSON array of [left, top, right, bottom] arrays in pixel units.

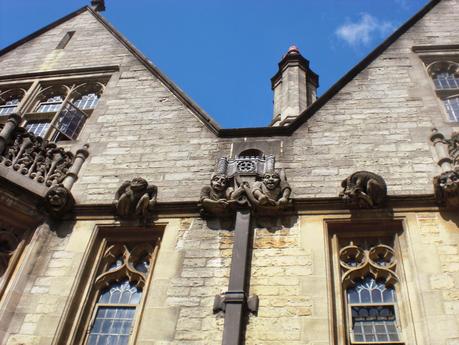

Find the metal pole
[[222, 209, 251, 345]]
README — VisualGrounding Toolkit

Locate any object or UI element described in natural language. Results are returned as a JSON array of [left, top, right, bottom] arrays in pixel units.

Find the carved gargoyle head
[[44, 184, 74, 216], [131, 177, 149, 193], [210, 174, 228, 193], [434, 170, 459, 208], [438, 170, 459, 194], [262, 172, 281, 190], [339, 171, 387, 209]]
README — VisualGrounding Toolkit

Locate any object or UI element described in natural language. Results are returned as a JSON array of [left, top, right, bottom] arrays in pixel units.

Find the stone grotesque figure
[[199, 174, 246, 216], [339, 171, 387, 208], [113, 177, 157, 219], [248, 170, 291, 208], [434, 170, 459, 208], [44, 184, 75, 216]]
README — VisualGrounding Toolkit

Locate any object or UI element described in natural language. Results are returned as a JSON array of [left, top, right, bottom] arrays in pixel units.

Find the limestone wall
[[2, 211, 458, 345], [0, 1, 457, 204]]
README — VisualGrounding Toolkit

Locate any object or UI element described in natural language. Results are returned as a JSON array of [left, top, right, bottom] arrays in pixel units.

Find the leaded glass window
[[83, 243, 154, 345], [444, 96, 459, 122], [347, 277, 400, 343], [339, 239, 402, 344], [434, 72, 459, 89], [87, 280, 142, 345], [26, 121, 51, 137], [36, 95, 64, 113], [0, 98, 20, 116], [73, 93, 99, 110], [54, 101, 87, 140]]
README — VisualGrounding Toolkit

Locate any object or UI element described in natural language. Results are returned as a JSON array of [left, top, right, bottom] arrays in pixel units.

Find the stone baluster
[[62, 144, 89, 190], [0, 113, 21, 155], [430, 128, 453, 172]]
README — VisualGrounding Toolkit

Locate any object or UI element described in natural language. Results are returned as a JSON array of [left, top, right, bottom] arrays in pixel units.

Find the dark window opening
[[56, 31, 75, 49], [237, 149, 264, 159]]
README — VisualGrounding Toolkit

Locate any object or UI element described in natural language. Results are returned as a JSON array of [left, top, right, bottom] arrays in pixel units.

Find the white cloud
[[335, 13, 395, 47]]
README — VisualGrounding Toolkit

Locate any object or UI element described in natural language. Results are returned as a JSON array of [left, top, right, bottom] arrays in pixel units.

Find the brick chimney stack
[[271, 45, 319, 126]]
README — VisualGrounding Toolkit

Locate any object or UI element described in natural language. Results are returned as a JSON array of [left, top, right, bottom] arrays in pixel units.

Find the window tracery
[[85, 242, 154, 345], [425, 60, 459, 122], [0, 88, 27, 116], [0, 78, 107, 141], [339, 239, 402, 344]]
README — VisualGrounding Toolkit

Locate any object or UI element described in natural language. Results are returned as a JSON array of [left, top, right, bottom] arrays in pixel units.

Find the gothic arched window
[[83, 243, 154, 345], [426, 61, 459, 122], [0, 88, 26, 116], [339, 240, 401, 344]]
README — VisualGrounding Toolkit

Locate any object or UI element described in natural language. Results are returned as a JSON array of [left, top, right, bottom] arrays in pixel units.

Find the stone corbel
[[44, 144, 90, 217]]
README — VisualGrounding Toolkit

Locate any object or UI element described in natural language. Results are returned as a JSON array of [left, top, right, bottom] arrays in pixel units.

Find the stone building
[[0, 0, 458, 344]]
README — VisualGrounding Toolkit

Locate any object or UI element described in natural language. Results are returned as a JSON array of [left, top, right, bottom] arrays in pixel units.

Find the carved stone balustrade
[[0, 113, 89, 216]]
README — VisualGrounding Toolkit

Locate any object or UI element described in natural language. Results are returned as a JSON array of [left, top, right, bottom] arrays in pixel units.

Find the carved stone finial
[[44, 184, 75, 217], [113, 177, 157, 220], [339, 171, 387, 209]]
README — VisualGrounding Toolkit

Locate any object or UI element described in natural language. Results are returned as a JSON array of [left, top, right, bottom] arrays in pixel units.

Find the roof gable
[[0, 0, 446, 137]]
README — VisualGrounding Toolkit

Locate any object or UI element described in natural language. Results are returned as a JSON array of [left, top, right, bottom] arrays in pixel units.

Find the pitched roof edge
[[0, 0, 444, 138], [286, 0, 443, 133], [220, 0, 443, 137], [0, 6, 89, 58], [86, 8, 222, 135]]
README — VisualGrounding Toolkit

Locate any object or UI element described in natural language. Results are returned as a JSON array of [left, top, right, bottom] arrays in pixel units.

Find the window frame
[[52, 225, 163, 345], [0, 71, 110, 142], [325, 220, 415, 345]]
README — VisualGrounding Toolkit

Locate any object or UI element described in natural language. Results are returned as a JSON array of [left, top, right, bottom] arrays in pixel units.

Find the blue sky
[[0, 0, 428, 128]]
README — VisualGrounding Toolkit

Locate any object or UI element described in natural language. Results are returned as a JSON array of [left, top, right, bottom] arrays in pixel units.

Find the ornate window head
[[53, 226, 161, 345], [15, 80, 107, 141], [427, 61, 459, 90], [327, 221, 412, 345], [339, 240, 401, 343], [84, 243, 153, 345]]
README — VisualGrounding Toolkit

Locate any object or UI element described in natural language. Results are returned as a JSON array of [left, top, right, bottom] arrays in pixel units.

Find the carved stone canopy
[[339, 171, 387, 209], [199, 155, 292, 217], [113, 177, 158, 220]]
